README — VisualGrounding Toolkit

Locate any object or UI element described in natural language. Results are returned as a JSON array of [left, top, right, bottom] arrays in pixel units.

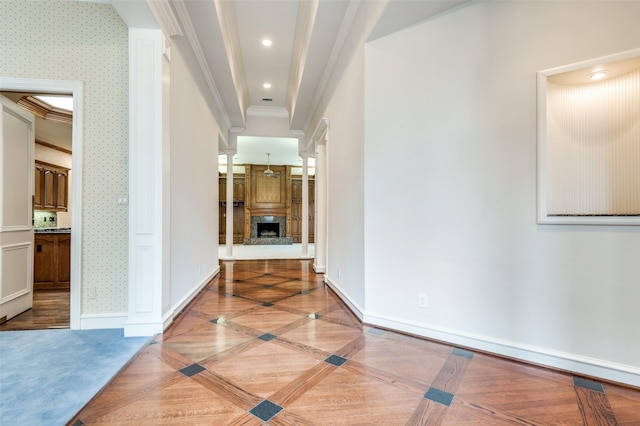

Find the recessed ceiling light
[[263, 83, 271, 89], [588, 69, 610, 81], [262, 39, 272, 46]]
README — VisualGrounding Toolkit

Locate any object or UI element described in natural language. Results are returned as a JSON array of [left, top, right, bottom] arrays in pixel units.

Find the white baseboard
[[324, 275, 364, 321], [123, 321, 163, 337], [84, 267, 221, 337], [80, 312, 128, 329], [162, 265, 220, 330], [364, 311, 640, 388]]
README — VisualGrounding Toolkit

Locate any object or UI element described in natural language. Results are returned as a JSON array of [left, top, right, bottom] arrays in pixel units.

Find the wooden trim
[[17, 96, 72, 125], [35, 159, 70, 172], [36, 139, 72, 155], [246, 208, 288, 216]]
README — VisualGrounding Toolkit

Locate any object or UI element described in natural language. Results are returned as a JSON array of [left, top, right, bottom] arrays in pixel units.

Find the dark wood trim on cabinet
[[36, 139, 72, 155]]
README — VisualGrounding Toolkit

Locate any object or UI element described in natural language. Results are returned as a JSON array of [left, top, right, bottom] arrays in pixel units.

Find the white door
[[0, 94, 35, 322]]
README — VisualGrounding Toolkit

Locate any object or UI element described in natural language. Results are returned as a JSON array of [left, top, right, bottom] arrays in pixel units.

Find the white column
[[300, 153, 312, 259], [314, 142, 327, 273], [224, 150, 235, 259], [125, 28, 166, 337]]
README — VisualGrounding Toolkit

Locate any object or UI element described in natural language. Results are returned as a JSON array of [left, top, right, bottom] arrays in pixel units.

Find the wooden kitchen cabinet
[[55, 170, 68, 210], [34, 161, 68, 211], [34, 233, 71, 289]]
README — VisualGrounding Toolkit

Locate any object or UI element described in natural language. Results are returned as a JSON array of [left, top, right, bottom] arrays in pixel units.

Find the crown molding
[[146, 0, 183, 38], [311, 118, 329, 148], [36, 139, 72, 155], [17, 96, 72, 125]]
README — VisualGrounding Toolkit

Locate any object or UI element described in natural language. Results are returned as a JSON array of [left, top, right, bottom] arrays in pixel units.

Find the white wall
[[169, 35, 222, 311], [317, 45, 366, 315], [364, 1, 640, 386], [0, 0, 129, 314]]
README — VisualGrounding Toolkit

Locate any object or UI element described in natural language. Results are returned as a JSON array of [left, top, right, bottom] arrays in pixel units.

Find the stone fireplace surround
[[244, 215, 293, 245]]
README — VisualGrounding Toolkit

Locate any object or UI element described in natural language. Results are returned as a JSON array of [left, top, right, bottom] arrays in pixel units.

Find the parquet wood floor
[[0, 288, 69, 330], [70, 259, 640, 425]]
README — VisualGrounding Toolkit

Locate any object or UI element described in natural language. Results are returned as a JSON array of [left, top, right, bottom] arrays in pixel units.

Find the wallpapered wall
[[0, 0, 129, 313]]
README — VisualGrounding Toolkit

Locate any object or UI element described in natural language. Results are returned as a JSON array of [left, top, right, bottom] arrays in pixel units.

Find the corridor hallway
[[72, 259, 640, 424]]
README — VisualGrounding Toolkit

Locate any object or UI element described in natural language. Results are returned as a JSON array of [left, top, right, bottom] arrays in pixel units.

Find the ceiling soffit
[[215, 0, 249, 124], [165, 0, 472, 155], [290, 0, 359, 130], [367, 0, 469, 42], [175, 0, 364, 134], [174, 0, 241, 128], [286, 0, 317, 123]]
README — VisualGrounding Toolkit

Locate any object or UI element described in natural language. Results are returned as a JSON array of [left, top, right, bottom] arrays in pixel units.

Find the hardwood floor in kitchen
[[0, 288, 69, 330], [71, 259, 640, 425]]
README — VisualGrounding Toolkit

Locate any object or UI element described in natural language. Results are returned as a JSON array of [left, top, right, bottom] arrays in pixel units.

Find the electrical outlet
[[87, 287, 97, 300], [418, 294, 429, 308]]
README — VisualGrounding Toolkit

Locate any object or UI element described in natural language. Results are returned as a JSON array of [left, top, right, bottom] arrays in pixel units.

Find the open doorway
[[0, 77, 83, 330], [0, 91, 72, 330], [218, 136, 316, 260]]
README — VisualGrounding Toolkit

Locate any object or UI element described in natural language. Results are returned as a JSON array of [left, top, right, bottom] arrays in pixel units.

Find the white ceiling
[[4, 1, 474, 165], [167, 0, 470, 164]]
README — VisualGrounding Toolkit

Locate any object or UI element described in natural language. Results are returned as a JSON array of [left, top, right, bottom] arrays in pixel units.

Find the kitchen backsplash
[[34, 211, 57, 228]]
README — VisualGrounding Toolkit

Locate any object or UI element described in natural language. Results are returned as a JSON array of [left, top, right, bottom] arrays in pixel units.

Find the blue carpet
[[0, 329, 149, 425]]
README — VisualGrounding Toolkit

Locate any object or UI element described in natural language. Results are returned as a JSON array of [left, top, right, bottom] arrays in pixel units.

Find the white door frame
[[0, 77, 83, 329]]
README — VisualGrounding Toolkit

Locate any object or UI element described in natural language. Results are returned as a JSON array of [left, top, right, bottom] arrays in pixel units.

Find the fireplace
[[257, 223, 279, 238], [244, 215, 292, 245]]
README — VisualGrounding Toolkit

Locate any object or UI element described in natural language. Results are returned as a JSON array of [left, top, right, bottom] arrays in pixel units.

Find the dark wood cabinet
[[233, 178, 245, 202], [34, 161, 68, 211], [55, 170, 68, 210], [219, 175, 246, 202], [290, 178, 314, 243], [219, 175, 246, 244], [34, 233, 71, 289], [219, 204, 245, 244], [34, 166, 44, 209]]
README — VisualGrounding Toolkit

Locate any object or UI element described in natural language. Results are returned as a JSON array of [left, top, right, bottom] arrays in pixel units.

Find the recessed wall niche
[[537, 49, 640, 225]]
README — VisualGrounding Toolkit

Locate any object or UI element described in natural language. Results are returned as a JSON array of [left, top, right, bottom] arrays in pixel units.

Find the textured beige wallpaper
[[1, 0, 129, 313]]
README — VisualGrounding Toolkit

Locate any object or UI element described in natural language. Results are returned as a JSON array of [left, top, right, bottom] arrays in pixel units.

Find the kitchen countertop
[[35, 228, 71, 234]]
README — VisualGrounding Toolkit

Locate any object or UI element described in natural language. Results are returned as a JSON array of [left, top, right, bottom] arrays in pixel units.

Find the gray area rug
[[0, 328, 149, 425]]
